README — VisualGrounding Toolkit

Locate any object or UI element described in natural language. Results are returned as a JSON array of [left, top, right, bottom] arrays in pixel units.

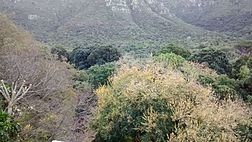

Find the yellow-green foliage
[[92, 61, 251, 142], [154, 53, 186, 68]]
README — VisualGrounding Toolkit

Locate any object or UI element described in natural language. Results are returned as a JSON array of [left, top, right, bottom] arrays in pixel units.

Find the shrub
[[190, 48, 232, 74], [154, 43, 191, 59], [0, 110, 20, 142], [154, 53, 185, 68], [235, 40, 252, 55], [198, 75, 238, 100], [241, 76, 252, 102], [51, 45, 69, 61], [73, 63, 116, 88], [92, 62, 250, 142], [69, 45, 121, 69], [235, 119, 252, 142], [232, 55, 252, 80], [212, 75, 238, 99], [86, 63, 116, 88], [231, 55, 252, 102]]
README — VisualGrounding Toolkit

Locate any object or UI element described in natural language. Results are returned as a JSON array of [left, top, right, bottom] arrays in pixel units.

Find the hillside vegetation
[[0, 0, 228, 45], [0, 14, 96, 141], [0, 0, 252, 142]]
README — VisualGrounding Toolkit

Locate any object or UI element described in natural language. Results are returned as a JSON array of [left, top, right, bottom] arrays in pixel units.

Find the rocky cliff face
[[0, 0, 251, 44]]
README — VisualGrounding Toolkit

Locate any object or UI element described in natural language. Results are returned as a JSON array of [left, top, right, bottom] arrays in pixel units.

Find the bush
[[51, 45, 69, 61], [231, 55, 252, 102], [69, 45, 121, 69], [154, 43, 191, 59], [0, 110, 20, 142], [232, 55, 252, 80], [154, 53, 185, 68], [73, 63, 116, 88], [198, 75, 238, 100], [86, 63, 116, 88], [241, 76, 252, 102], [190, 48, 232, 74], [92, 62, 250, 142], [235, 119, 252, 142]]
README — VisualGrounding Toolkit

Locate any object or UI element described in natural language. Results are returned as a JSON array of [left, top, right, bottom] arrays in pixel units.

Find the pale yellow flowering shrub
[[93, 61, 251, 142]]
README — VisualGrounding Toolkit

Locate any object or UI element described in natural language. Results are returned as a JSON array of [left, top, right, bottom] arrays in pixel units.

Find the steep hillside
[[2, 0, 251, 44], [0, 0, 221, 45], [167, 0, 252, 39]]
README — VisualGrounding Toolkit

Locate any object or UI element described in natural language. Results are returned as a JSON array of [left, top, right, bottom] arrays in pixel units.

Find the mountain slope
[[0, 0, 222, 45], [166, 0, 252, 39], [1, 0, 250, 45]]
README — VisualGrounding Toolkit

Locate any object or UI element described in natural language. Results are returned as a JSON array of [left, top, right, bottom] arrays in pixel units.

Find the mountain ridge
[[0, 0, 251, 45]]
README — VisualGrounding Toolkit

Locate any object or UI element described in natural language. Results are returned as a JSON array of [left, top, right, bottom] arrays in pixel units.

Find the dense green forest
[[0, 0, 252, 141]]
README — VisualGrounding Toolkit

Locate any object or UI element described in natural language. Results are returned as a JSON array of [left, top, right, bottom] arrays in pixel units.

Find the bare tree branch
[[0, 80, 32, 114]]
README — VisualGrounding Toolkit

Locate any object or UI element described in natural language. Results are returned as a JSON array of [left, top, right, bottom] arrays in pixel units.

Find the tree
[[69, 45, 121, 69], [0, 80, 31, 114], [86, 63, 116, 88], [69, 47, 93, 69], [154, 43, 191, 59], [51, 45, 69, 62], [92, 62, 250, 141], [0, 15, 70, 99], [190, 48, 232, 74], [0, 47, 70, 98]]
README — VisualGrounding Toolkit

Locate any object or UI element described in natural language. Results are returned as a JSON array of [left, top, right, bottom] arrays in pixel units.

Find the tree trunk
[[7, 104, 13, 114]]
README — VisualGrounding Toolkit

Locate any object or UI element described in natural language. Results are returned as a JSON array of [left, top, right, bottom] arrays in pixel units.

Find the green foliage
[[198, 75, 238, 100], [231, 55, 252, 102], [0, 110, 20, 142], [69, 45, 121, 69], [232, 55, 252, 80], [237, 65, 250, 80], [190, 48, 232, 74], [69, 46, 93, 69], [91, 65, 182, 141], [198, 75, 215, 85], [235, 119, 252, 142], [73, 63, 116, 88], [241, 76, 252, 102], [92, 63, 249, 142], [155, 43, 191, 59], [212, 75, 238, 100], [154, 53, 185, 68], [51, 45, 69, 61], [86, 63, 116, 88]]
